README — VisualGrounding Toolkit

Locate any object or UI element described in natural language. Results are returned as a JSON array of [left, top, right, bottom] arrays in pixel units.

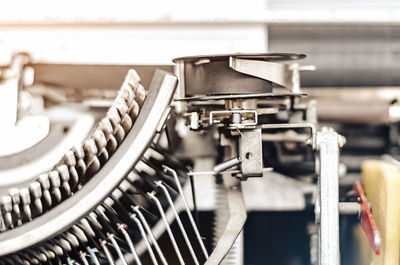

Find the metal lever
[[229, 57, 315, 93]]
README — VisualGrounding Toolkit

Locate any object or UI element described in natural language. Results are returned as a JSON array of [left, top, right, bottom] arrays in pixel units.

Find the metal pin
[[155, 181, 199, 265], [107, 233, 128, 265], [163, 165, 209, 258], [132, 206, 168, 265], [117, 223, 142, 265], [147, 192, 185, 265], [100, 239, 115, 265]]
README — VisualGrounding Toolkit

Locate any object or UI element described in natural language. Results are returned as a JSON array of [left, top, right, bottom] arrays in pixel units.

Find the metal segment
[[107, 233, 128, 265], [148, 192, 185, 265], [117, 223, 142, 265], [132, 206, 168, 265], [163, 166, 209, 259], [155, 181, 199, 265]]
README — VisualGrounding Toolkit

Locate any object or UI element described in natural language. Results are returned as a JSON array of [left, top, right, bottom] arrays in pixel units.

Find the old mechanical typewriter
[[0, 52, 397, 265]]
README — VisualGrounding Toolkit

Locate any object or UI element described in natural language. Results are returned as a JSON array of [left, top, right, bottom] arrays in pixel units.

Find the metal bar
[[117, 224, 142, 265], [148, 192, 185, 265], [261, 123, 316, 149], [132, 206, 168, 265], [131, 214, 157, 265], [100, 240, 115, 265], [163, 166, 209, 259], [108, 233, 128, 265], [155, 181, 199, 265]]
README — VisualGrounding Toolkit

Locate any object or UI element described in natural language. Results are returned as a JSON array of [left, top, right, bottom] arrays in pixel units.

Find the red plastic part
[[354, 180, 381, 255]]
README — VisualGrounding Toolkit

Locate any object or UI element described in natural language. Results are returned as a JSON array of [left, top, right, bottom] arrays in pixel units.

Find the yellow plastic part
[[356, 160, 400, 265]]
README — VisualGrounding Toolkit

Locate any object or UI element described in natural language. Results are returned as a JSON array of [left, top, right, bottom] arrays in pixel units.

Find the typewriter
[[0, 51, 399, 265]]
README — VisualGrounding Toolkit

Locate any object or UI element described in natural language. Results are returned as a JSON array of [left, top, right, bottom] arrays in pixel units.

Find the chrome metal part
[[316, 129, 341, 265]]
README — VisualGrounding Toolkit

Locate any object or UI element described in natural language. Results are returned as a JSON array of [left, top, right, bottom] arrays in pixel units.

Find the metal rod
[[117, 224, 142, 265], [213, 157, 241, 174], [148, 191, 185, 265], [107, 233, 128, 265], [79, 251, 89, 265], [100, 240, 115, 265], [156, 181, 199, 265], [162, 165, 209, 259], [130, 214, 157, 265], [132, 206, 168, 265]]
